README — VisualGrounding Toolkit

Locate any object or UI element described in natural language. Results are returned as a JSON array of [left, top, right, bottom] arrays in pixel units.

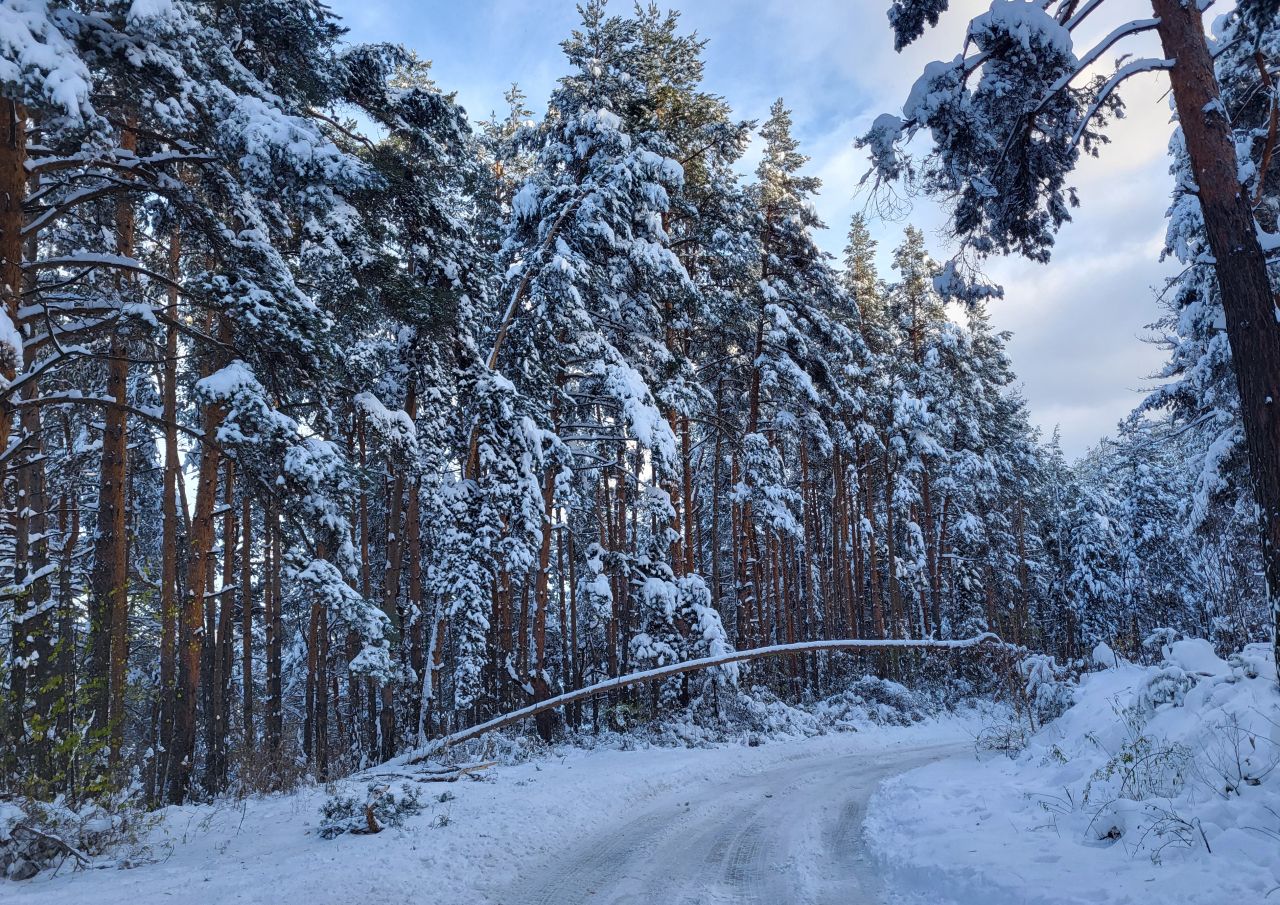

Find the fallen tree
[[398, 633, 1005, 764]]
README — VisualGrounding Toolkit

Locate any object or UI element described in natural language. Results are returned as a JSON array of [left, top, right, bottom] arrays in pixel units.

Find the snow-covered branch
[[24, 254, 186, 293], [1071, 58, 1175, 149], [1042, 17, 1161, 105], [399, 633, 1006, 763]]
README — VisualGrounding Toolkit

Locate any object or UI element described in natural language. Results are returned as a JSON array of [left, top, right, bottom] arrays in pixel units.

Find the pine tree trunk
[[1152, 0, 1280, 679], [157, 228, 181, 800], [265, 508, 283, 764], [405, 473, 425, 737], [170, 344, 227, 803], [241, 489, 253, 743], [380, 453, 406, 762], [881, 451, 903, 638], [205, 459, 236, 791], [532, 466, 556, 740], [91, 124, 138, 771], [861, 449, 885, 639], [356, 421, 378, 758], [920, 470, 939, 638], [17, 338, 52, 786], [56, 490, 79, 794], [709, 379, 726, 619], [681, 415, 696, 575], [0, 97, 25, 507], [9, 150, 54, 786]]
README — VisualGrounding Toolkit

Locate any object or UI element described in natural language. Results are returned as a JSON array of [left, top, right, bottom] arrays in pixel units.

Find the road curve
[[495, 742, 959, 905]]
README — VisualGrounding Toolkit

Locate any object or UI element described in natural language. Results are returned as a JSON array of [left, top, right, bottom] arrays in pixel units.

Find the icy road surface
[[499, 743, 959, 905]]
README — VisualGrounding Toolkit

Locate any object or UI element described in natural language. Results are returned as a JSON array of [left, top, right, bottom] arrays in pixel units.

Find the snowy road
[[6, 728, 974, 905], [497, 743, 959, 905]]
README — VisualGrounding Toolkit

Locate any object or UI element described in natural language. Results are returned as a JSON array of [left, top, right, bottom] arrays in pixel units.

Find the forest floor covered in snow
[[5, 650, 1277, 905], [867, 642, 1280, 905]]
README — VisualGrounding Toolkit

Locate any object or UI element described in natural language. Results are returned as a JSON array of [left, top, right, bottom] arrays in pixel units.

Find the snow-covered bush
[[813, 677, 931, 728], [0, 796, 154, 880], [975, 720, 1032, 759], [1035, 640, 1275, 857], [318, 783, 423, 839], [1132, 665, 1196, 717], [1083, 734, 1194, 809], [1018, 653, 1076, 729]]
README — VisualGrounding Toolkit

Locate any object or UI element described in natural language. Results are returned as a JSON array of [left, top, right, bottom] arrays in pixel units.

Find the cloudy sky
[[327, 0, 1178, 458]]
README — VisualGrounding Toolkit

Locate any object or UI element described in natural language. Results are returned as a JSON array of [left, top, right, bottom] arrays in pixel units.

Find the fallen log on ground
[[366, 762, 496, 783]]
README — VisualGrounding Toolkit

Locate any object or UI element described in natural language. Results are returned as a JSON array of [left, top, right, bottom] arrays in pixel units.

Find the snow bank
[[866, 642, 1280, 905]]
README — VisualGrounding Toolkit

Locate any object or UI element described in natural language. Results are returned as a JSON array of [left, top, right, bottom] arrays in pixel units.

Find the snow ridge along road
[[498, 742, 960, 905]]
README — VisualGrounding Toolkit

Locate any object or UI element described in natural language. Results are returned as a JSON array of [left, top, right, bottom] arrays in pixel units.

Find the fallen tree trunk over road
[[398, 633, 1004, 764]]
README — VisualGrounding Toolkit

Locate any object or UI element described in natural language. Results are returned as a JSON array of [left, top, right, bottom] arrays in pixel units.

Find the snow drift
[[867, 639, 1280, 905]]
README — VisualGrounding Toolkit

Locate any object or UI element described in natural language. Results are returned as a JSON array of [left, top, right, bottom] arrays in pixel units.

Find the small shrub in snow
[[1131, 665, 1195, 717], [1194, 712, 1279, 798], [813, 677, 930, 729], [866, 639, 1280, 900], [0, 795, 153, 880], [1141, 628, 1184, 664], [1084, 734, 1193, 807], [319, 783, 423, 839], [975, 720, 1031, 758], [1018, 654, 1076, 729], [988, 647, 1078, 734], [1227, 642, 1277, 681]]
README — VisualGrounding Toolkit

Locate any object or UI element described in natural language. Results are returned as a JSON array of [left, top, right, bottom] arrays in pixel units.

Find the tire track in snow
[[496, 742, 961, 905]]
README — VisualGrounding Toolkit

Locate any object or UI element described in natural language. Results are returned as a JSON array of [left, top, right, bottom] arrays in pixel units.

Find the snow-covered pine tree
[[861, 0, 1280, 672]]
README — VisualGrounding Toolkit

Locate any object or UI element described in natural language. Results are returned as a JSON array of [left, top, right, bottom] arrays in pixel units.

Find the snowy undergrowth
[[867, 640, 1280, 905], [434, 675, 944, 764]]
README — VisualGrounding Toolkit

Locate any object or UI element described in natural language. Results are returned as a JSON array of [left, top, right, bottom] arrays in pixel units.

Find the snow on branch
[[24, 254, 186, 293], [1040, 17, 1161, 106], [1062, 0, 1111, 32], [1071, 57, 1175, 149]]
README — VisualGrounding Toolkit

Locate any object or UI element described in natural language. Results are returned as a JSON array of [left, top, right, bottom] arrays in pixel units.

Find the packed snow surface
[[867, 644, 1280, 905], [5, 722, 975, 905]]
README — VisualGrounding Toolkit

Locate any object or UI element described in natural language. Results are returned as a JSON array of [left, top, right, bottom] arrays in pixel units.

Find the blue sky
[[328, 0, 1176, 459]]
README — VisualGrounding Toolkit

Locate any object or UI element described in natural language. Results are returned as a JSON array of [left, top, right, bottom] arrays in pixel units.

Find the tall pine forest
[[0, 0, 1274, 807]]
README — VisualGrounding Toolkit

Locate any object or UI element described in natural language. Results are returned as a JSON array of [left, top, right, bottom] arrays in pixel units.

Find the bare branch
[[25, 254, 187, 294]]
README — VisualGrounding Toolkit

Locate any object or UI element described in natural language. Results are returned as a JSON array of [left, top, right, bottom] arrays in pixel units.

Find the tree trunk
[[1152, 0, 1280, 678], [411, 634, 1002, 760], [91, 123, 137, 770], [0, 97, 25, 501], [241, 488, 253, 744], [205, 459, 236, 791], [169, 349, 227, 803], [265, 506, 283, 764], [0, 96, 24, 775], [56, 490, 79, 795], [380, 445, 406, 762], [9, 152, 53, 788], [157, 228, 181, 800], [531, 465, 556, 740]]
